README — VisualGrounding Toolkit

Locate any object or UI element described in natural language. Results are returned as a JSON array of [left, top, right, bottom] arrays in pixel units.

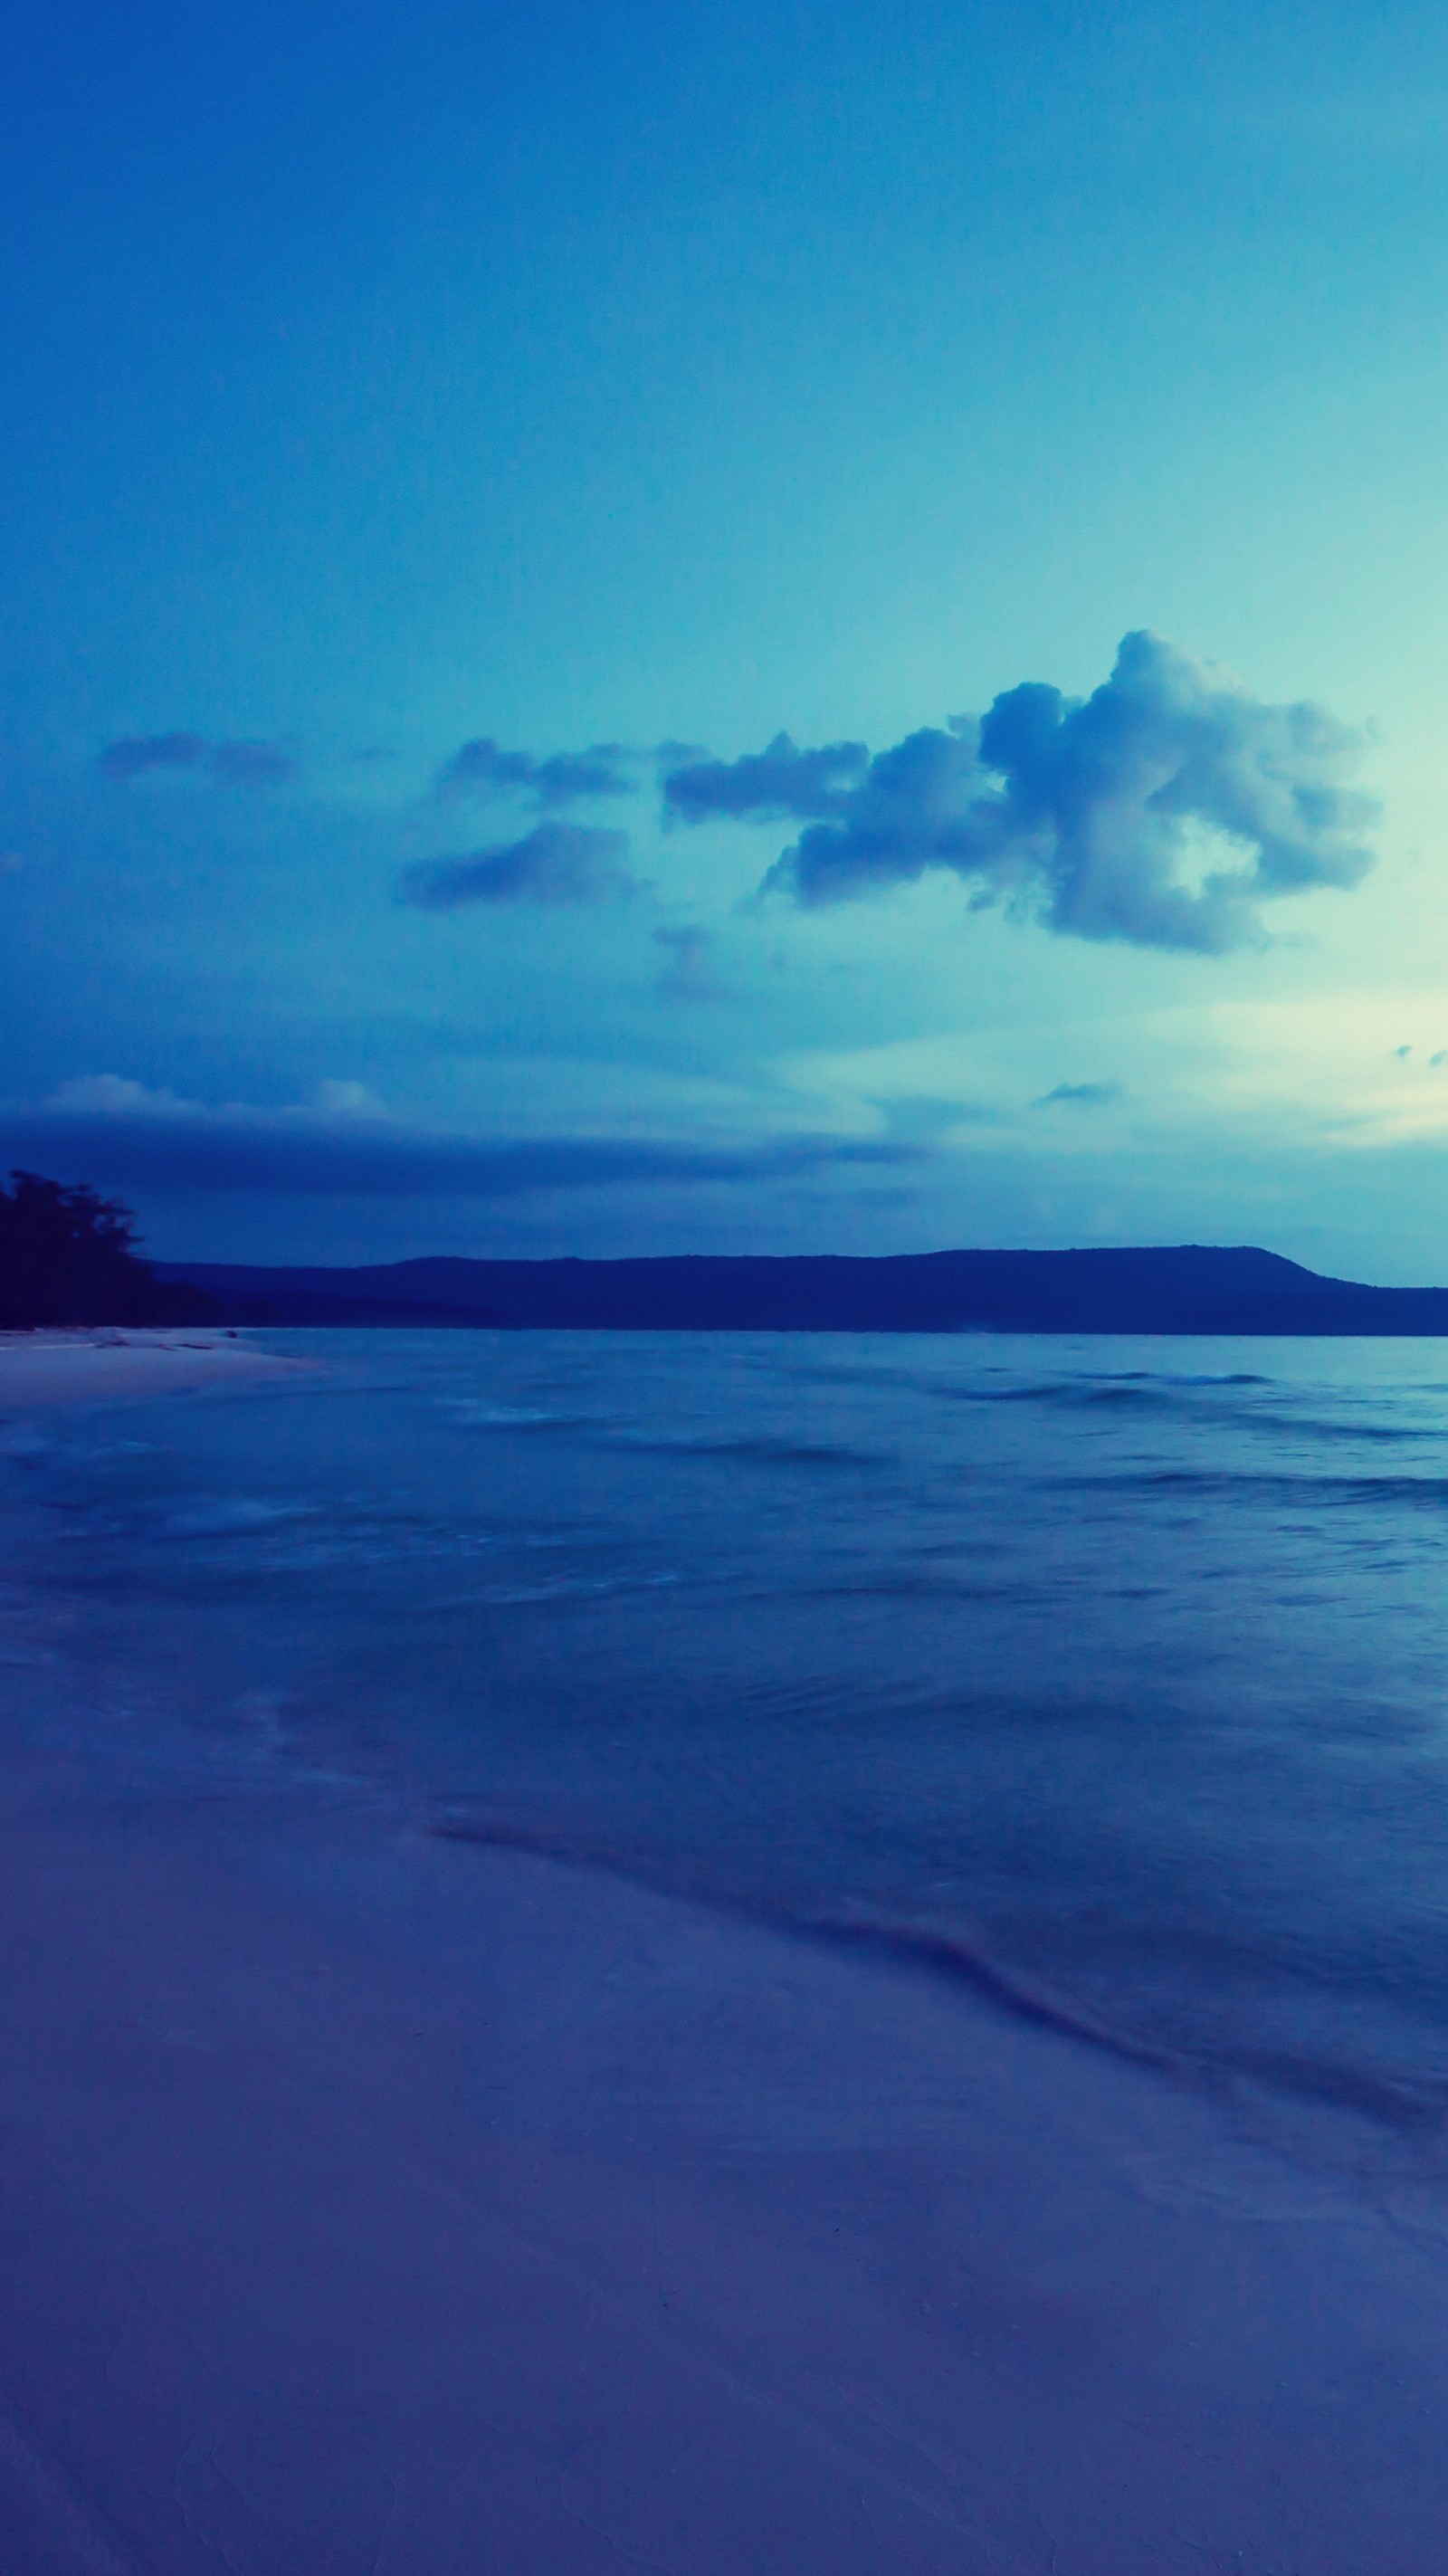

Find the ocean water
[[5, 1326, 1448, 2178]]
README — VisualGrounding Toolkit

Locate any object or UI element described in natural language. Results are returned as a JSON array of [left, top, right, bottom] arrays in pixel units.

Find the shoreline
[[3, 1736, 1448, 2569], [0, 1327, 312, 1410]]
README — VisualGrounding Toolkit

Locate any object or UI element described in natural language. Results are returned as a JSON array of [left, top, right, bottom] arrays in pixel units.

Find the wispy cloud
[[1034, 1081, 1122, 1108], [681, 634, 1375, 953], [100, 734, 297, 787], [207, 740, 296, 787], [438, 737, 634, 806], [396, 822, 638, 911]]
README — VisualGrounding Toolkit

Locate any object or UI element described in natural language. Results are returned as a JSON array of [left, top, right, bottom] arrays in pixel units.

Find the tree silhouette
[[0, 1172, 211, 1329]]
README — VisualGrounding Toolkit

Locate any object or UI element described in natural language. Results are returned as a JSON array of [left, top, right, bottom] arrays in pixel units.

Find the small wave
[[809, 1917, 1446, 2129], [1156, 1371, 1271, 1388], [0, 1427, 58, 1463], [1246, 1413, 1443, 1446], [805, 1574, 1057, 1605], [448, 1400, 566, 1429], [426, 1820, 1447, 2133], [1321, 1475, 1448, 1509], [605, 1430, 879, 1466], [433, 1809, 593, 1860], [465, 1570, 680, 1606], [945, 1369, 1276, 1410], [1087, 1467, 1448, 1511], [952, 1379, 1172, 1411], [162, 1498, 309, 1537]]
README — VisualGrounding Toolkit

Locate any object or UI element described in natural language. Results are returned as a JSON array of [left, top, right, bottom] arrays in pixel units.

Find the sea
[[5, 1326, 1448, 2190]]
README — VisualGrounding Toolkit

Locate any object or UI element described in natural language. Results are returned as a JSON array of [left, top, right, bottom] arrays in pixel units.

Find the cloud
[[396, 823, 638, 911], [0, 1078, 920, 1200], [100, 732, 207, 780], [207, 739, 296, 787], [439, 737, 633, 806], [100, 733, 297, 787], [731, 634, 1378, 953], [663, 732, 870, 823], [1034, 1081, 1122, 1108]]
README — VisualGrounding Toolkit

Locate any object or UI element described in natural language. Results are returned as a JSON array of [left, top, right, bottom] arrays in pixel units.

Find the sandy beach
[[2, 1743, 1448, 2571], [0, 1330, 310, 1412]]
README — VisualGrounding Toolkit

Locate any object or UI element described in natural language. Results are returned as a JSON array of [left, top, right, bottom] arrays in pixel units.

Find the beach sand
[[3, 1756, 1448, 2572], [3, 1350, 1447, 2571], [0, 1329, 310, 1411]]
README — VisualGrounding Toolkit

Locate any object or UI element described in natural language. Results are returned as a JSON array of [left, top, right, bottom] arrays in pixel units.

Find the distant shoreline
[[155, 1243, 1448, 1336]]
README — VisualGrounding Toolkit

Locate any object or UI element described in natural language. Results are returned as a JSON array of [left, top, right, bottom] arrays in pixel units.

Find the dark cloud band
[[0, 1107, 919, 1200]]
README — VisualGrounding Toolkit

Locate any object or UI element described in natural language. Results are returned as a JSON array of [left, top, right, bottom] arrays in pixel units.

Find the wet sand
[[2, 1734, 1448, 2573]]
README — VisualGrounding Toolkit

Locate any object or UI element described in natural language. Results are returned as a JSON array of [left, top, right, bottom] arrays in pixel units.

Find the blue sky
[[4, 0, 1448, 1274]]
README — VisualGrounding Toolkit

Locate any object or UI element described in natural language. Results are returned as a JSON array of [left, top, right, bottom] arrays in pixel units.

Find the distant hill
[[154, 1245, 1448, 1335]]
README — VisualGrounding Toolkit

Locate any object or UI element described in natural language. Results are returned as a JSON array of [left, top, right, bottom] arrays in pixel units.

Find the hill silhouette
[[155, 1245, 1448, 1336]]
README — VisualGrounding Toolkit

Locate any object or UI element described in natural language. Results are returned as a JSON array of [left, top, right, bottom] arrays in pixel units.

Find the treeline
[[0, 1171, 214, 1331]]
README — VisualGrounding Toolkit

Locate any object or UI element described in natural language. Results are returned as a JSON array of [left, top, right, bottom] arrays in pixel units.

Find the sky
[[4, 0, 1448, 1277]]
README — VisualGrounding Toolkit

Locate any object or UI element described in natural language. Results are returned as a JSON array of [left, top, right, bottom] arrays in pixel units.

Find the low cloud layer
[[0, 1079, 919, 1200], [100, 734, 297, 787], [439, 738, 633, 806], [396, 823, 637, 911], [670, 634, 1377, 953]]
